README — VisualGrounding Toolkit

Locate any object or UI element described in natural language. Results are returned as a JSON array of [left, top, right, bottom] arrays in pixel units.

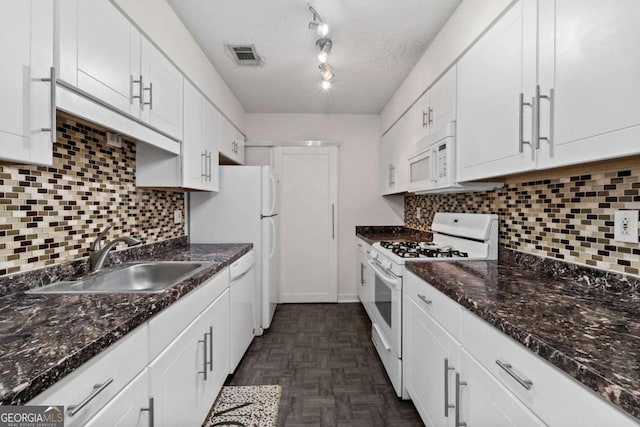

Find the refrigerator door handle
[[260, 213, 278, 219], [270, 217, 276, 258], [269, 172, 277, 216]]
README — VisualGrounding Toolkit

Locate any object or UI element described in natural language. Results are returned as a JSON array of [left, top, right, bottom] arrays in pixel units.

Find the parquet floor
[[228, 303, 424, 426]]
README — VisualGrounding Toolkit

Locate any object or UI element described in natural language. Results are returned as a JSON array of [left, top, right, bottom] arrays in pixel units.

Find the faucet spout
[[89, 226, 142, 273]]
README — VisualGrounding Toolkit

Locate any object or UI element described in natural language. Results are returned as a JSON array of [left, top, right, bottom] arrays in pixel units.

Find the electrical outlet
[[416, 207, 421, 219], [614, 210, 639, 243], [174, 210, 182, 224]]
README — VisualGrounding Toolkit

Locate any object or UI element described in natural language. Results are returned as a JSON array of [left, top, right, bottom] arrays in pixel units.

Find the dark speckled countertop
[[355, 226, 433, 245], [0, 239, 252, 405], [406, 249, 640, 420]]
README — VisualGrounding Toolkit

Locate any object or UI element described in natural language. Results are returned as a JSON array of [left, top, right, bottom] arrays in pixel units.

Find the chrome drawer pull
[[417, 294, 432, 306], [496, 359, 533, 390], [67, 378, 114, 416], [444, 358, 455, 417], [455, 373, 467, 427]]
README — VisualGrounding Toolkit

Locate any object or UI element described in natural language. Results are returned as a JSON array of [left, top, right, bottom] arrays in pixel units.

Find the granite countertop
[[355, 226, 433, 245], [0, 240, 252, 405], [406, 249, 640, 420]]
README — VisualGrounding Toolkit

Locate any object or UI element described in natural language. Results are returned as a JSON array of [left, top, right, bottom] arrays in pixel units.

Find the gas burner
[[378, 241, 469, 259]]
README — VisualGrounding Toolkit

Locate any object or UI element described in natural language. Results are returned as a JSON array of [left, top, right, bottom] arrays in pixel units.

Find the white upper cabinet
[[57, 0, 183, 141], [457, 0, 537, 182], [218, 114, 244, 165], [411, 91, 431, 143], [411, 66, 457, 143], [457, 0, 640, 181], [140, 38, 183, 139], [537, 0, 640, 169], [0, 0, 54, 165], [380, 111, 412, 195]]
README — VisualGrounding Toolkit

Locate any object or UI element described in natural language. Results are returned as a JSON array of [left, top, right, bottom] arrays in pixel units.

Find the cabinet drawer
[[28, 325, 148, 427], [405, 271, 462, 341], [462, 310, 639, 427], [148, 267, 229, 360]]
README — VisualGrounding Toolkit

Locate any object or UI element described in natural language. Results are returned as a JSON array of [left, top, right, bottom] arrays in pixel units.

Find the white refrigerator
[[189, 165, 279, 333]]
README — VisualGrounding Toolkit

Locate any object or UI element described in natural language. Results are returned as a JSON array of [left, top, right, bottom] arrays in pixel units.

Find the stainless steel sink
[[26, 261, 210, 294]]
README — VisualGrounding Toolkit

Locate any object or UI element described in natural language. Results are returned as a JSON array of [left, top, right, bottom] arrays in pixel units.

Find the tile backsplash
[[405, 166, 640, 276], [0, 113, 185, 275]]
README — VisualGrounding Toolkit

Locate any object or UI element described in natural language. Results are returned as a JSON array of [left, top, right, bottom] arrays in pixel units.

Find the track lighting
[[308, 6, 329, 36], [316, 38, 332, 64], [319, 63, 334, 81]]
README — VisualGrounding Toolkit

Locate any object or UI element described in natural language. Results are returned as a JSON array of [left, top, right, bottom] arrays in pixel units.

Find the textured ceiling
[[167, 0, 462, 114]]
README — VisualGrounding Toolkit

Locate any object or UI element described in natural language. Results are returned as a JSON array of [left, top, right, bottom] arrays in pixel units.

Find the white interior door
[[274, 146, 338, 303]]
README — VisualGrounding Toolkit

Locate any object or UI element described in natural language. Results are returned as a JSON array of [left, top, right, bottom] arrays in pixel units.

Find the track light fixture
[[308, 6, 329, 36], [316, 38, 332, 64], [309, 6, 334, 90]]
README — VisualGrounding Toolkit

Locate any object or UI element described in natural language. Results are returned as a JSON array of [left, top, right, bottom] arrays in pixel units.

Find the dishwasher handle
[[230, 251, 255, 281]]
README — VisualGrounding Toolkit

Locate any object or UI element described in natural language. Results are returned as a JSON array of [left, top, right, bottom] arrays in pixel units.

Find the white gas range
[[366, 213, 499, 398]]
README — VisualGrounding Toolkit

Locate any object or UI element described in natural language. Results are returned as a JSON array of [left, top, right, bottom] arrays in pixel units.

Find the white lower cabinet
[[404, 271, 640, 427], [85, 370, 151, 427], [29, 267, 240, 426], [356, 239, 374, 318], [148, 289, 229, 426]]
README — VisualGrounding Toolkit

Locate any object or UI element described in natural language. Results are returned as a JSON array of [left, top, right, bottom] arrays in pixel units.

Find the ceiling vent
[[226, 44, 263, 66]]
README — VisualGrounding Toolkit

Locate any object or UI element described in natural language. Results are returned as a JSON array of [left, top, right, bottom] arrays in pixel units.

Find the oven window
[[375, 275, 392, 329]]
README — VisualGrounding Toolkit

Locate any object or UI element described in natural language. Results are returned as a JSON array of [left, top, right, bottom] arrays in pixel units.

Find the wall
[[113, 0, 246, 133], [246, 113, 404, 300], [0, 113, 185, 276], [380, 0, 513, 133], [405, 164, 640, 276]]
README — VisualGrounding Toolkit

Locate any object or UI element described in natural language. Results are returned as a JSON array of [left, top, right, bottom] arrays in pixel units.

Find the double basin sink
[[27, 261, 210, 294]]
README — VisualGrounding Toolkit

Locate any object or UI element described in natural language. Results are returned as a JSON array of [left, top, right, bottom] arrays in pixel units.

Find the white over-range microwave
[[408, 121, 502, 194]]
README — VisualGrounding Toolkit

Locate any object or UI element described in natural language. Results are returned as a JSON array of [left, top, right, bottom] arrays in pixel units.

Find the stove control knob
[[382, 260, 392, 270], [369, 251, 377, 260]]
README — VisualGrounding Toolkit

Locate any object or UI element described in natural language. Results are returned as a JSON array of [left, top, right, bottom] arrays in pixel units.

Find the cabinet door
[[204, 100, 220, 191], [457, 349, 546, 427], [198, 289, 230, 422], [537, 0, 640, 169], [457, 0, 537, 181], [73, 0, 140, 116], [233, 128, 245, 165], [183, 80, 207, 190], [85, 370, 151, 427], [0, 0, 53, 165], [148, 314, 207, 427], [411, 91, 431, 143], [140, 38, 183, 140], [379, 125, 396, 195], [429, 66, 457, 132], [393, 112, 412, 193], [218, 114, 234, 160], [404, 297, 457, 427]]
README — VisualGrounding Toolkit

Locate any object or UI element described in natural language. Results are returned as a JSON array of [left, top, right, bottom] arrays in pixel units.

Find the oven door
[[368, 260, 402, 359]]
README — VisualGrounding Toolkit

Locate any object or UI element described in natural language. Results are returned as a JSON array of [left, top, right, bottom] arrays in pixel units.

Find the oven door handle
[[372, 322, 392, 351], [368, 260, 402, 291]]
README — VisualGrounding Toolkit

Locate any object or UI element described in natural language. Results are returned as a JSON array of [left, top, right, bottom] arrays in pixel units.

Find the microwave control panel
[[437, 143, 447, 178]]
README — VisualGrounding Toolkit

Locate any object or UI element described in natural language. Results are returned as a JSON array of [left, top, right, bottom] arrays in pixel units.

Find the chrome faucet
[[89, 224, 142, 272]]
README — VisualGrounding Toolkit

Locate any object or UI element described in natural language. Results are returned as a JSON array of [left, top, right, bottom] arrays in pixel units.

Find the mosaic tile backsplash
[[405, 166, 640, 276], [0, 113, 185, 275]]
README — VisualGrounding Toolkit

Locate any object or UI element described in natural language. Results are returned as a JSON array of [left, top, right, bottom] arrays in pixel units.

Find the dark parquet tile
[[228, 303, 424, 427]]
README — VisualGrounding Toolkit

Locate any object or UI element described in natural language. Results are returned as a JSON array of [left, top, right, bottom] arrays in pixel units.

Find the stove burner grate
[[379, 241, 469, 259]]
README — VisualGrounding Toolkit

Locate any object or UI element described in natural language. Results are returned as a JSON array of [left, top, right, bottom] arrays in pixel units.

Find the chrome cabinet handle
[[417, 294, 432, 306], [201, 151, 207, 178], [130, 75, 143, 105], [198, 333, 208, 380], [141, 397, 154, 427], [428, 107, 433, 126], [444, 358, 455, 417], [518, 93, 533, 156], [388, 164, 392, 187], [208, 152, 212, 181], [535, 85, 554, 151], [207, 326, 213, 371], [40, 67, 57, 143], [389, 165, 396, 186], [496, 359, 533, 390], [455, 373, 467, 427], [67, 378, 114, 416], [422, 110, 428, 128], [143, 82, 153, 110]]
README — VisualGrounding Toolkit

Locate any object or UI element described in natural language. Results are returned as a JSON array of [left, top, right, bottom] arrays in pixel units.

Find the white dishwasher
[[229, 250, 256, 373]]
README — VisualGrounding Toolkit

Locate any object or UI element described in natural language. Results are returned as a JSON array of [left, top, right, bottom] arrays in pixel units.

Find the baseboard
[[337, 293, 359, 303]]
